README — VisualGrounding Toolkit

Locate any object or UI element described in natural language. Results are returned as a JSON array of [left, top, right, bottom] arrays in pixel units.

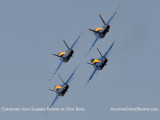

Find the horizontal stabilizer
[[89, 29, 96, 32], [87, 62, 94, 65], [48, 89, 56, 92], [52, 54, 60, 57]]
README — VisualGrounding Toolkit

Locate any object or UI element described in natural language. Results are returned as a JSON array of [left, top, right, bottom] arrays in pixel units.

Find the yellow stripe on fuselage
[[59, 51, 67, 56], [54, 85, 62, 90], [95, 28, 104, 32], [92, 59, 101, 63]]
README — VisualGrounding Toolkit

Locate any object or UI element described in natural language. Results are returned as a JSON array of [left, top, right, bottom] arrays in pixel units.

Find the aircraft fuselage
[[61, 50, 74, 62], [95, 25, 110, 38], [95, 58, 108, 70], [57, 84, 69, 96]]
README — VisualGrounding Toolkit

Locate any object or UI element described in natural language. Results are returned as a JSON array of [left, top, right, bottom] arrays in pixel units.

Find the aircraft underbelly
[[100, 30, 107, 38], [60, 85, 69, 96], [96, 61, 107, 70], [63, 57, 70, 62], [63, 50, 74, 62]]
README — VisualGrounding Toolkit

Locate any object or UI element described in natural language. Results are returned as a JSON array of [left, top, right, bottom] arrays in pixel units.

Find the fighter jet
[[84, 38, 117, 88], [50, 31, 83, 80], [48, 65, 79, 108], [85, 6, 119, 56]]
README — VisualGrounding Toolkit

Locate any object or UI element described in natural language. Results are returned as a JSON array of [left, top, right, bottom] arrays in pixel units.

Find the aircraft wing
[[49, 93, 59, 108], [84, 66, 98, 88], [90, 34, 100, 50], [106, 6, 119, 25], [65, 65, 79, 84], [70, 31, 83, 50], [103, 41, 115, 58], [52, 59, 64, 78]]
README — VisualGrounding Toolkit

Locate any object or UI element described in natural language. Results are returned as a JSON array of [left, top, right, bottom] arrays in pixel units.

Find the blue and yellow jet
[[50, 31, 83, 80], [85, 6, 119, 56], [48, 65, 79, 108], [84, 38, 117, 88]]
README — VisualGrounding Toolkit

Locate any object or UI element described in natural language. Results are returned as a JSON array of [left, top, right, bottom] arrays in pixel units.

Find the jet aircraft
[[85, 6, 119, 56], [48, 65, 79, 108], [50, 31, 83, 80], [84, 38, 117, 88]]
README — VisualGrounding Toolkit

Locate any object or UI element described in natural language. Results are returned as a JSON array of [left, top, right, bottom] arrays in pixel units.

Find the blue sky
[[0, 0, 160, 120]]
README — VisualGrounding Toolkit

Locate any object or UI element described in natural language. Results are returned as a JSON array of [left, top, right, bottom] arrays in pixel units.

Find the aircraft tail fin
[[99, 14, 106, 25], [96, 47, 103, 57], [62, 39, 70, 50]]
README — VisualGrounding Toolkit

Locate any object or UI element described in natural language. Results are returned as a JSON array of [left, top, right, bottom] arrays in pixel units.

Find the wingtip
[[50, 73, 56, 80], [83, 84, 87, 89], [77, 64, 80, 70], [81, 30, 84, 33], [79, 30, 84, 36], [75, 64, 80, 69], [85, 49, 90, 57], [118, 5, 120, 9], [116, 5, 120, 12], [113, 36, 118, 45], [49, 76, 53, 81], [83, 80, 89, 89]]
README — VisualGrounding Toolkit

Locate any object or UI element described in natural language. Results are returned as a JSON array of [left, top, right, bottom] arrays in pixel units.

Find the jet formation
[[48, 6, 120, 108]]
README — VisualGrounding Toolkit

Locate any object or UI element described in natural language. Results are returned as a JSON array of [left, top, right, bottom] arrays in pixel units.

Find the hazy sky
[[0, 0, 160, 120]]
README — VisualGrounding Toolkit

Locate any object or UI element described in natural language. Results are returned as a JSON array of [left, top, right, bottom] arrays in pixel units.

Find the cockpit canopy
[[58, 51, 67, 57], [95, 28, 104, 32], [54, 85, 62, 90]]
